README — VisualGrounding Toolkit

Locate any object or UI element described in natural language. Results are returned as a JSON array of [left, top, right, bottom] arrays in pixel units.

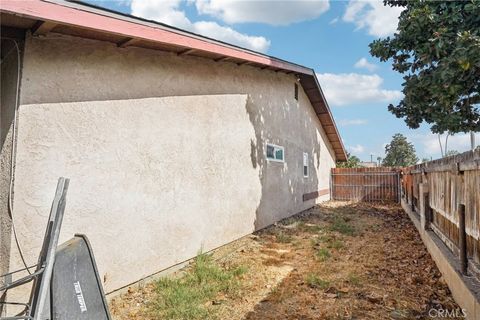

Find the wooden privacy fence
[[331, 167, 401, 202], [402, 149, 480, 275]]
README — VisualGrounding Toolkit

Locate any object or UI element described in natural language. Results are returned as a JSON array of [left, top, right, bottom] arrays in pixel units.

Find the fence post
[[419, 183, 430, 230], [458, 203, 467, 275], [410, 184, 414, 212], [397, 172, 401, 203], [422, 169, 430, 229], [424, 193, 431, 229]]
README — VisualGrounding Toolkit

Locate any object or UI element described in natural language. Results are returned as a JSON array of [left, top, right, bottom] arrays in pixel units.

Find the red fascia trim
[[1, 0, 312, 75], [1, 0, 346, 160]]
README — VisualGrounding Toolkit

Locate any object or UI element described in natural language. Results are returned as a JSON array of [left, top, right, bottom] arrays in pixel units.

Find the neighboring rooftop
[[359, 162, 379, 168], [0, 0, 347, 161]]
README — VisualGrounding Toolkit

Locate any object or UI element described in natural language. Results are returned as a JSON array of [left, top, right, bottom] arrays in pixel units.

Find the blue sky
[[86, 0, 479, 162]]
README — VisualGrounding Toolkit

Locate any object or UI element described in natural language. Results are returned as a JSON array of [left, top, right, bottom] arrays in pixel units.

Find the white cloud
[[192, 21, 270, 51], [130, 0, 270, 52], [131, 0, 191, 29], [349, 144, 365, 154], [338, 119, 368, 126], [194, 0, 330, 26], [354, 57, 377, 72], [316, 73, 403, 106], [342, 0, 404, 37], [329, 17, 339, 25], [414, 132, 480, 157]]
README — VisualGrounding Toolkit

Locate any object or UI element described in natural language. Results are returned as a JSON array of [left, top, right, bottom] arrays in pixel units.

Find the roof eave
[[0, 0, 347, 161]]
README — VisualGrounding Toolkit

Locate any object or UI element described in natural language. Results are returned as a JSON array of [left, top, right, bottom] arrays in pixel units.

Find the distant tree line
[[336, 152, 361, 168], [335, 133, 477, 168], [337, 133, 418, 168]]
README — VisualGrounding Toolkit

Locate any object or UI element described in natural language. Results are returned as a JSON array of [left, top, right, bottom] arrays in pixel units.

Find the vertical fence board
[[402, 149, 480, 267]]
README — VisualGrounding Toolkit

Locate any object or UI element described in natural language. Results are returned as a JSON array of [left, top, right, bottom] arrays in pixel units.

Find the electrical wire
[[5, 39, 32, 275]]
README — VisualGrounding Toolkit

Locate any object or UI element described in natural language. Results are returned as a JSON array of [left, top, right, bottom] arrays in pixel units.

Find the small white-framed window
[[266, 143, 284, 162], [303, 152, 309, 177]]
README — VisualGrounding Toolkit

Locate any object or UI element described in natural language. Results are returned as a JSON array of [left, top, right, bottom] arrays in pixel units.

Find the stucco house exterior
[[0, 0, 346, 301]]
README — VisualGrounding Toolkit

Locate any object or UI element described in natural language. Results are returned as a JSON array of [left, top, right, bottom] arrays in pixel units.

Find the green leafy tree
[[369, 1, 480, 134], [382, 134, 419, 167], [421, 157, 431, 163], [337, 152, 361, 168]]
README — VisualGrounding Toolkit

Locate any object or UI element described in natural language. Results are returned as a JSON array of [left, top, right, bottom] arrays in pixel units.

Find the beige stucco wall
[[6, 33, 336, 301], [0, 39, 21, 290]]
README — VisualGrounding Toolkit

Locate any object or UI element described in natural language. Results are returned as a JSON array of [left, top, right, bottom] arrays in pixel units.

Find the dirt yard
[[109, 202, 459, 319]]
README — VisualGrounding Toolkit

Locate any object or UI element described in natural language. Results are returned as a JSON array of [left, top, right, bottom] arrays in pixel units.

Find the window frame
[[303, 152, 309, 178], [266, 143, 285, 163]]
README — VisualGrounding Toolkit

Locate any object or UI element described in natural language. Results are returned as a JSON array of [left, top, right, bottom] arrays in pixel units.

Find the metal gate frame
[[331, 169, 401, 202]]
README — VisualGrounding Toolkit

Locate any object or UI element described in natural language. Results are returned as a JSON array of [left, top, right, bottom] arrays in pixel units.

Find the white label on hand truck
[[74, 281, 88, 312]]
